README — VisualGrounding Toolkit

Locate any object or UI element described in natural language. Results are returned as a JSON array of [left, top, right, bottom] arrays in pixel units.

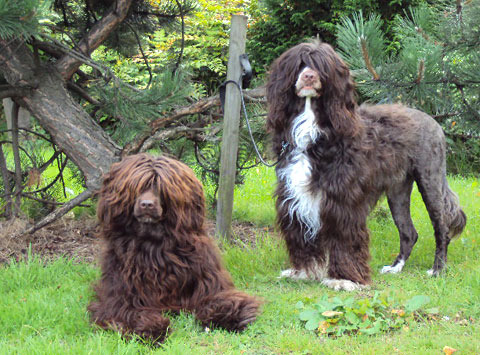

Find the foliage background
[[1, 0, 479, 222]]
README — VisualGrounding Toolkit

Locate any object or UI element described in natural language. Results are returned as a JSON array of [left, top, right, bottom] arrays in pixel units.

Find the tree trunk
[[0, 39, 121, 190], [0, 0, 132, 192]]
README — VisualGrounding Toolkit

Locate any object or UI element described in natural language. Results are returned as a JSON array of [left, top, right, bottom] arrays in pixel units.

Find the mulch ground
[[0, 217, 274, 265]]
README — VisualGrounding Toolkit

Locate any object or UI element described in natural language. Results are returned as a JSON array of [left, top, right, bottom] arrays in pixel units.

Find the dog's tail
[[443, 180, 467, 240]]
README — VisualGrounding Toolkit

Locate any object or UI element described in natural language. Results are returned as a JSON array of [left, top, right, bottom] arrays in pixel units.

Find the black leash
[[219, 54, 287, 168]]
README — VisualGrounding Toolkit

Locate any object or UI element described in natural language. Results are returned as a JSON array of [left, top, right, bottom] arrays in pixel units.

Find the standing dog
[[267, 41, 466, 291]]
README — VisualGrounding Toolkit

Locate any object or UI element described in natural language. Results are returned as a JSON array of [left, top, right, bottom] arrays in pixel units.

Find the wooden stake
[[215, 15, 248, 239]]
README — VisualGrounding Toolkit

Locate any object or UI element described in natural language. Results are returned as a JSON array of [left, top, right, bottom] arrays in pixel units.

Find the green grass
[[1, 170, 479, 354], [232, 165, 277, 226]]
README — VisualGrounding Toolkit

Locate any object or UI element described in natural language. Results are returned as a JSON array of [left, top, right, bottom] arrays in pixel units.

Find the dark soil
[[0, 217, 99, 264], [0, 217, 274, 265]]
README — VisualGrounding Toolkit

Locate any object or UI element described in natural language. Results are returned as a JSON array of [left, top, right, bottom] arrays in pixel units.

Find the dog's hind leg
[[381, 177, 418, 274], [415, 169, 453, 275], [195, 290, 260, 332]]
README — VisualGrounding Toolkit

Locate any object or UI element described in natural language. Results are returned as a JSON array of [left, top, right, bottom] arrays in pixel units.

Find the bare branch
[[122, 86, 266, 156], [39, 35, 142, 93], [173, 0, 185, 73], [0, 144, 13, 218], [67, 81, 102, 106], [15, 189, 95, 236], [11, 102, 23, 217], [124, 22, 153, 88], [20, 193, 63, 206], [1, 128, 53, 144], [415, 59, 425, 84], [0, 85, 31, 99]]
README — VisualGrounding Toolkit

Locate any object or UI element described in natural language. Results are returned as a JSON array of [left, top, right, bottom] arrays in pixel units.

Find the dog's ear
[[97, 169, 129, 230], [313, 43, 361, 138], [266, 50, 302, 132], [266, 45, 310, 155], [153, 158, 206, 233]]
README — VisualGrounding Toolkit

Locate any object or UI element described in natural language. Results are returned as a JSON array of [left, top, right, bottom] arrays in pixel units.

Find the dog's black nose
[[303, 72, 315, 80]]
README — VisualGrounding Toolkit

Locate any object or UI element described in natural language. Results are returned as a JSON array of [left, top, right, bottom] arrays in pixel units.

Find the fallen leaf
[[318, 320, 330, 334], [443, 346, 457, 355], [322, 310, 344, 317], [391, 309, 406, 317]]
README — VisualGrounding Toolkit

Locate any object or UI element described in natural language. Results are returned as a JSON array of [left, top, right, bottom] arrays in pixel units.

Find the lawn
[[0, 168, 479, 354]]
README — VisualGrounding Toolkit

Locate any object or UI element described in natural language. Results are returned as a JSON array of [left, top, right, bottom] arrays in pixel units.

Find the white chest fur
[[277, 97, 323, 241]]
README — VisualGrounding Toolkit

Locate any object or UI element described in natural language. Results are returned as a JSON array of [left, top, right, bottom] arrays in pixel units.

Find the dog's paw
[[321, 279, 365, 291], [279, 268, 309, 280], [380, 260, 405, 274], [426, 268, 441, 277]]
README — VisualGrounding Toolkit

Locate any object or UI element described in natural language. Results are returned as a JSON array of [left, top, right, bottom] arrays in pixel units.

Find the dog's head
[[97, 153, 205, 237], [266, 41, 360, 141]]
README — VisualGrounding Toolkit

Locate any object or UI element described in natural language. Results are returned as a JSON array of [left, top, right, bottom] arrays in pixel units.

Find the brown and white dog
[[266, 41, 466, 291]]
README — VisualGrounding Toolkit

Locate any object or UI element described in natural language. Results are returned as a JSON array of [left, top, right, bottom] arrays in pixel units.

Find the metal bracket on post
[[219, 53, 252, 112]]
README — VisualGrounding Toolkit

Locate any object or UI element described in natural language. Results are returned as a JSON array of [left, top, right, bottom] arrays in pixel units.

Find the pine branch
[[56, 0, 133, 80], [455, 82, 480, 120], [360, 37, 380, 81]]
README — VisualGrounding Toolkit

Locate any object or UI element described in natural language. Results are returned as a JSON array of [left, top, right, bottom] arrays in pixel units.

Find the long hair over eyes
[[97, 153, 205, 236], [266, 40, 361, 144]]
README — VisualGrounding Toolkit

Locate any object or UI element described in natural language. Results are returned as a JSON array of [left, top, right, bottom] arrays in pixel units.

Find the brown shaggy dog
[[88, 153, 260, 342], [267, 41, 466, 291]]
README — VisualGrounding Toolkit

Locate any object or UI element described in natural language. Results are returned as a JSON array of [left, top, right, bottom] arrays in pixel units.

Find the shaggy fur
[[88, 153, 260, 342], [267, 41, 466, 290]]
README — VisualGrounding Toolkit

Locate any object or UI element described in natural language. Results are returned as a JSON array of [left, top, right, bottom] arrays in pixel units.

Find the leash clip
[[280, 141, 290, 157]]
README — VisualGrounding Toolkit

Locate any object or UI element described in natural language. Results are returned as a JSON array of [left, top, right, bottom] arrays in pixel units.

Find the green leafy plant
[[296, 292, 431, 337]]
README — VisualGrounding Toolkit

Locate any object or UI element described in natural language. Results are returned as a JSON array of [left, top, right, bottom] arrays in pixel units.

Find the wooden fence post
[[215, 14, 248, 239]]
